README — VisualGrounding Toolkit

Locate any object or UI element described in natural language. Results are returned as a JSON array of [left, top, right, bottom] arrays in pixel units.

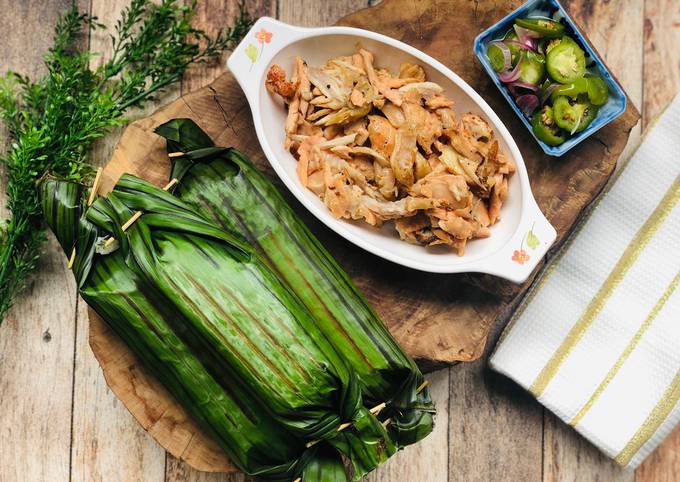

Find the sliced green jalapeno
[[515, 17, 566, 38], [585, 74, 608, 106], [546, 36, 586, 83], [532, 105, 566, 145], [553, 95, 598, 133], [550, 75, 609, 106], [518, 51, 546, 85]]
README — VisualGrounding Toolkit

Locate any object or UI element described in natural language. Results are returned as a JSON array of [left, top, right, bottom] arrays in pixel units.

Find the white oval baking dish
[[227, 17, 556, 283]]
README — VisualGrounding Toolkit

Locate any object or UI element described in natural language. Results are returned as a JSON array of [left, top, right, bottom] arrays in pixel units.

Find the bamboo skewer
[[102, 179, 179, 248], [67, 247, 76, 270], [120, 211, 143, 231], [163, 178, 179, 191], [87, 167, 103, 206], [370, 402, 386, 416], [416, 379, 429, 393], [304, 379, 430, 448]]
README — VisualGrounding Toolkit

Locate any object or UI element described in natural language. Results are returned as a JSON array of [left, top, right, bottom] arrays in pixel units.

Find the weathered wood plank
[[0, 1, 87, 481], [182, 0, 276, 93], [634, 1, 680, 480], [641, 0, 680, 128], [539, 1, 644, 481], [0, 245, 78, 482], [636, 427, 680, 482], [543, 413, 634, 482], [448, 294, 543, 482], [563, 0, 645, 160], [70, 303, 167, 482], [165, 455, 254, 482], [448, 350, 543, 481], [68, 1, 174, 481], [278, 0, 368, 27], [365, 369, 449, 482]]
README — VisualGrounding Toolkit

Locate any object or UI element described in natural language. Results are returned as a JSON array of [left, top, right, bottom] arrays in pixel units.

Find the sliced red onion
[[540, 83, 559, 104], [514, 24, 542, 39], [498, 58, 522, 83], [505, 39, 537, 52], [507, 80, 539, 97], [489, 41, 512, 71], [525, 37, 538, 52], [516, 94, 540, 116], [514, 25, 540, 51], [509, 80, 540, 91]]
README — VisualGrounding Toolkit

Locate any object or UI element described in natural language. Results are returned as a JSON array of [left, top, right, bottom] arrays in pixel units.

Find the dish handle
[[482, 202, 557, 283], [227, 17, 312, 101]]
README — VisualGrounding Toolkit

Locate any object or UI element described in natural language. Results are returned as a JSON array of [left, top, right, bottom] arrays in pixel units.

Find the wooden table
[[0, 1, 678, 481]]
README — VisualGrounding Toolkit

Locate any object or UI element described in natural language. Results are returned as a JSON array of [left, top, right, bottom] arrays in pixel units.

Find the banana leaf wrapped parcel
[[41, 175, 405, 481], [42, 179, 313, 480], [155, 118, 436, 448]]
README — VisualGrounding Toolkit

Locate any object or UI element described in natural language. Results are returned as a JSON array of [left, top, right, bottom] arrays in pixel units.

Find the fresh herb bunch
[[0, 0, 253, 320]]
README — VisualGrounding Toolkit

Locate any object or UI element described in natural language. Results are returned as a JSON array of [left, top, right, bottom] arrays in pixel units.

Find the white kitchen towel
[[490, 93, 680, 469]]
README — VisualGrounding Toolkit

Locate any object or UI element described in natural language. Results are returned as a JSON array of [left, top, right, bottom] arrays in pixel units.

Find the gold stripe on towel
[[570, 270, 680, 426], [615, 368, 680, 466], [530, 176, 680, 397]]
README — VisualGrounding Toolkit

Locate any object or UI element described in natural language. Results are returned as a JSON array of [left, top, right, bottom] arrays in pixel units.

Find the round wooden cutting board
[[88, 0, 639, 473]]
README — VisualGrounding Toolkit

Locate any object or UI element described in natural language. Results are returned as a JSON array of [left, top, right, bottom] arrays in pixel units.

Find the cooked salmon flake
[[266, 48, 515, 255]]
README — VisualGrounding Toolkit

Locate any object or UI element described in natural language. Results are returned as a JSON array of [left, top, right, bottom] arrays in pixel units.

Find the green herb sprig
[[0, 0, 253, 319]]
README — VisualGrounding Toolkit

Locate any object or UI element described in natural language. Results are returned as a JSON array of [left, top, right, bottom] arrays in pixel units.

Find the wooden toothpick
[[103, 236, 117, 249], [369, 402, 386, 415], [120, 211, 143, 231], [87, 167, 103, 206], [67, 247, 76, 269], [163, 178, 179, 190], [168, 151, 185, 158]]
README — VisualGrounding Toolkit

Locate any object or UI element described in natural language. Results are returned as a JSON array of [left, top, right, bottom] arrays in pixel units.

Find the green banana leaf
[[41, 178, 321, 481], [154, 118, 435, 447], [83, 174, 397, 479]]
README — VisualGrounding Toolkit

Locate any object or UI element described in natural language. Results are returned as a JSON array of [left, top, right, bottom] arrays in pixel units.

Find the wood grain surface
[[0, 2, 88, 481], [0, 1, 678, 481]]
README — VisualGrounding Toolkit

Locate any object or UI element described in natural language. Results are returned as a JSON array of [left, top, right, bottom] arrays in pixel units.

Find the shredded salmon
[[266, 48, 514, 255]]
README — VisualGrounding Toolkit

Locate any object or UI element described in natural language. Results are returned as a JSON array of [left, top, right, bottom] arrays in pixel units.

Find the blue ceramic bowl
[[473, 0, 627, 156]]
